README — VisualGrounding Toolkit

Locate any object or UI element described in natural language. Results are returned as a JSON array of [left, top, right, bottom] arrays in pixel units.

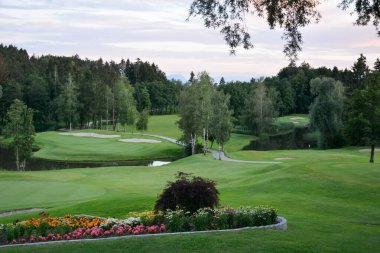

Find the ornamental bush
[[154, 172, 219, 214]]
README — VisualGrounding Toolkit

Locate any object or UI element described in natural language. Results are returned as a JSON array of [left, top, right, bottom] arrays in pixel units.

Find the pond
[[0, 147, 178, 171], [244, 126, 318, 151]]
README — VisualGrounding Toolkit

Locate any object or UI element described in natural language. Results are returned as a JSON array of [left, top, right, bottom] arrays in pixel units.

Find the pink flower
[[29, 236, 36, 243]]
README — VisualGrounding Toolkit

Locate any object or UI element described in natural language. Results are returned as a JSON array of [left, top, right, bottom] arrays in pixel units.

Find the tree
[[117, 79, 138, 131], [178, 84, 202, 155], [309, 77, 344, 149], [188, 0, 380, 62], [241, 83, 278, 136], [352, 54, 370, 89], [136, 110, 149, 133], [374, 58, 380, 71], [57, 73, 78, 131], [0, 56, 9, 85], [344, 72, 380, 162], [135, 85, 151, 113], [196, 72, 215, 155], [210, 91, 233, 160], [4, 99, 34, 171]]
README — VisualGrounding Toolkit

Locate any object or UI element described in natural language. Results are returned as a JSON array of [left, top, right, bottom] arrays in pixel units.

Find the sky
[[0, 0, 379, 82]]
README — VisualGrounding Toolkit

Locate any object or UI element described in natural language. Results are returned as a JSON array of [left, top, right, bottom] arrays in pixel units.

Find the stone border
[[0, 217, 287, 248]]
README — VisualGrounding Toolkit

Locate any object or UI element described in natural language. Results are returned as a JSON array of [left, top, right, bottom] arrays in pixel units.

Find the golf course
[[1, 114, 379, 253]]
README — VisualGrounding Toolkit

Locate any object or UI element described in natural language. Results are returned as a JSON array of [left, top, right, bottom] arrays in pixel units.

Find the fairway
[[33, 130, 183, 161], [1, 148, 380, 252]]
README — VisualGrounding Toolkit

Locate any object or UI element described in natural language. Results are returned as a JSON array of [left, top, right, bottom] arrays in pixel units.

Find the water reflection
[[0, 147, 174, 171], [148, 161, 171, 167]]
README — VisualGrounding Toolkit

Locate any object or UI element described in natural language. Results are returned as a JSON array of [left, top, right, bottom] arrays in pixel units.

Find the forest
[[0, 44, 379, 154]]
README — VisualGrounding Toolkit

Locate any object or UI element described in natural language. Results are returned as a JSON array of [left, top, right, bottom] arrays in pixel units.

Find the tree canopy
[[188, 0, 380, 62]]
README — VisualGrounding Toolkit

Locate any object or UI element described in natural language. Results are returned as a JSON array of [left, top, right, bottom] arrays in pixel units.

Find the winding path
[[130, 132, 281, 164]]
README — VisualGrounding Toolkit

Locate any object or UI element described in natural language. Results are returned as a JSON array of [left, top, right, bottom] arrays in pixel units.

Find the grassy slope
[[274, 114, 310, 128], [33, 130, 182, 161], [1, 149, 380, 252], [2, 114, 380, 252], [117, 114, 182, 140]]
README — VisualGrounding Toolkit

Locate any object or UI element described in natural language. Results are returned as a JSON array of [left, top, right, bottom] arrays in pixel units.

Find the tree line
[[178, 55, 380, 162], [0, 44, 183, 132]]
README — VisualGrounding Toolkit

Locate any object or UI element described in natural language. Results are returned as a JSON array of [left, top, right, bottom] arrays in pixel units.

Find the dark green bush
[[155, 172, 219, 214]]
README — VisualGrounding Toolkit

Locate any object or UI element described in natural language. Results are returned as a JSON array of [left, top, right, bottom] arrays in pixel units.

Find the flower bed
[[0, 206, 279, 245]]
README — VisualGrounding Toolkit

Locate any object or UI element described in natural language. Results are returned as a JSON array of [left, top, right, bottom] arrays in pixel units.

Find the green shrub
[[155, 172, 219, 214], [192, 208, 213, 231]]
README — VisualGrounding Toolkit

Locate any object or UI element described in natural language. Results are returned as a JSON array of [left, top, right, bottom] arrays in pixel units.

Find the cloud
[[0, 0, 378, 80]]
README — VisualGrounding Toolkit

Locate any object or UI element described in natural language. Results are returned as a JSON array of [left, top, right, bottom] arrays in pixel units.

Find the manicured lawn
[[33, 130, 183, 161], [275, 114, 310, 128], [112, 114, 182, 140], [223, 133, 257, 154], [1, 148, 380, 252]]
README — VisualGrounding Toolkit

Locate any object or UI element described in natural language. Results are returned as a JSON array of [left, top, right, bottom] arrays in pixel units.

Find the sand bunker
[[60, 132, 120, 138], [274, 157, 295, 160], [0, 208, 45, 218], [119, 138, 161, 143], [290, 117, 305, 121], [359, 149, 380, 152]]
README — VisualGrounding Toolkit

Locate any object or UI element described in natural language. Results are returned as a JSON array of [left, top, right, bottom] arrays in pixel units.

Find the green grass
[[223, 133, 256, 153], [111, 114, 182, 140], [33, 130, 183, 161], [1, 148, 380, 252], [1, 114, 380, 252], [274, 114, 310, 129]]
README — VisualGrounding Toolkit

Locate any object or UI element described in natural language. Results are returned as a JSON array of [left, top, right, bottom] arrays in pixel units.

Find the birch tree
[[178, 84, 202, 155], [196, 72, 215, 155], [210, 91, 233, 160], [4, 99, 34, 171]]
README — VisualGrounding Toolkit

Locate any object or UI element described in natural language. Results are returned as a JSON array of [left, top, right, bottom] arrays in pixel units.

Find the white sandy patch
[[290, 117, 305, 121], [359, 149, 380, 152], [274, 157, 295, 160], [119, 138, 161, 143], [60, 132, 120, 138]]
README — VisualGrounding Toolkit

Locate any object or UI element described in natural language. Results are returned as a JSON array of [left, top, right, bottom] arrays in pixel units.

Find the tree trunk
[[203, 128, 206, 155], [15, 146, 20, 171], [112, 94, 116, 131], [69, 121, 72, 132], [218, 144, 221, 160], [20, 159, 26, 171], [191, 133, 196, 155], [205, 129, 209, 154], [370, 144, 375, 163], [106, 98, 109, 131]]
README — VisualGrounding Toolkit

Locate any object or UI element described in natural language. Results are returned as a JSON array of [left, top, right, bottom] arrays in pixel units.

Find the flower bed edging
[[0, 217, 287, 248]]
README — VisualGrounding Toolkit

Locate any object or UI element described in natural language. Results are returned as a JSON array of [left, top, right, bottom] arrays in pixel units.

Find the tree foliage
[[210, 91, 233, 159], [155, 172, 220, 214], [309, 77, 345, 149], [4, 99, 34, 171], [344, 71, 380, 162], [241, 83, 278, 135], [136, 110, 149, 132], [188, 0, 379, 62]]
